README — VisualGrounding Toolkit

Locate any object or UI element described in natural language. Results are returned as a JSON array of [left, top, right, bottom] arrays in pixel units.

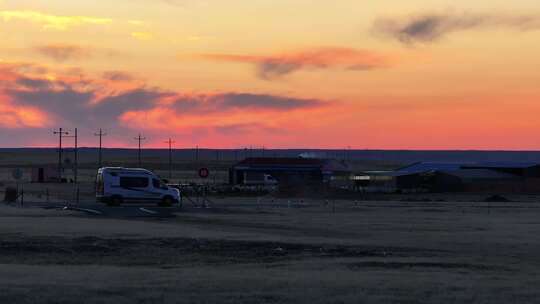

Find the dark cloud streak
[[34, 44, 92, 62], [214, 123, 280, 135], [102, 71, 135, 82], [373, 12, 540, 44], [8, 88, 94, 125], [0, 63, 329, 145], [197, 47, 388, 80], [173, 93, 325, 113], [93, 89, 171, 122]]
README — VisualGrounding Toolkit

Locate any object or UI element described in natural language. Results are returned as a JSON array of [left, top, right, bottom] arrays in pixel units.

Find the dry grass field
[[2, 150, 540, 303], [1, 199, 540, 303]]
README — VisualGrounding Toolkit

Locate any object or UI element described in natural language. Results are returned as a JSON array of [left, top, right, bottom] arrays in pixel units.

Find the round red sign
[[198, 168, 210, 179]]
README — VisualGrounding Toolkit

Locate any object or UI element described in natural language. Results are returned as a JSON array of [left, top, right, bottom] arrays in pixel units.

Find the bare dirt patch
[[347, 261, 509, 272], [0, 235, 447, 267]]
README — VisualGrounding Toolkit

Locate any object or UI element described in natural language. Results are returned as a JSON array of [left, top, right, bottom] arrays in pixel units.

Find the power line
[[73, 128, 79, 202], [66, 128, 79, 184], [94, 129, 107, 168], [164, 138, 176, 179], [63, 129, 80, 204], [53, 128, 69, 181], [134, 134, 146, 167]]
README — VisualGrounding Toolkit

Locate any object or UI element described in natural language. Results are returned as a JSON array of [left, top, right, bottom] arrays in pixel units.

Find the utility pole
[[63, 130, 78, 181], [74, 128, 78, 184], [164, 138, 175, 179], [195, 145, 199, 162], [53, 128, 69, 181], [64, 128, 79, 204], [94, 129, 107, 168], [134, 134, 146, 167], [74, 128, 79, 203]]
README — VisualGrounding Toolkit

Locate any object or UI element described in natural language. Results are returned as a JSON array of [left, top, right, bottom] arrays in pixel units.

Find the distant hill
[[1, 148, 540, 164]]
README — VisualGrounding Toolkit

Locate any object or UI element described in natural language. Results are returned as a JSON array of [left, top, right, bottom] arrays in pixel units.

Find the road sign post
[[198, 168, 211, 208]]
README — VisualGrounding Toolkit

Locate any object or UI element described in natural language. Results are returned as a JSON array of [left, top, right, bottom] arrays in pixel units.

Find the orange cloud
[[0, 59, 333, 147], [195, 47, 391, 79], [0, 97, 48, 129], [131, 31, 153, 41], [11, 58, 540, 150], [117, 92, 332, 141], [117, 96, 340, 148]]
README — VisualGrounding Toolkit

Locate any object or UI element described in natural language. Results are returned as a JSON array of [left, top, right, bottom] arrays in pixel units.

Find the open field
[[3, 150, 540, 303], [1, 197, 540, 303]]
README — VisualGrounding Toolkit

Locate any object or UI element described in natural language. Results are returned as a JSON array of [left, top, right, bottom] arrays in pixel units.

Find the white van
[[96, 167, 181, 207]]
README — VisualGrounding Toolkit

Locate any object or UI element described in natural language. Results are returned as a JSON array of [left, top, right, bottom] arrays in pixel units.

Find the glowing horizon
[[1, 0, 540, 150]]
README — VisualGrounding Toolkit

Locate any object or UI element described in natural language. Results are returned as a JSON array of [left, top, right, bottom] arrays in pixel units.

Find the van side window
[[120, 177, 149, 188], [153, 179, 167, 189]]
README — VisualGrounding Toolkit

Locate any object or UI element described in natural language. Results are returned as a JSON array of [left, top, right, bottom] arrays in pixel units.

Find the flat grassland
[[1, 150, 540, 303], [1, 198, 540, 303]]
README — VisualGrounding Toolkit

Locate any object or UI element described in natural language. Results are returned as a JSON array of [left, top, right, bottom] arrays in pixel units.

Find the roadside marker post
[[202, 186, 207, 208], [12, 168, 23, 207], [20, 184, 24, 208]]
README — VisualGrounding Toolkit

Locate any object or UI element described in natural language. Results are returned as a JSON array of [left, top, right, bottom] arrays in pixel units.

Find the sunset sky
[[1, 0, 540, 149]]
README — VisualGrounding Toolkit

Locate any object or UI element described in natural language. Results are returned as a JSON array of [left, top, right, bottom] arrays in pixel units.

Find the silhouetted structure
[[31, 167, 60, 183], [230, 157, 352, 195], [358, 162, 540, 193]]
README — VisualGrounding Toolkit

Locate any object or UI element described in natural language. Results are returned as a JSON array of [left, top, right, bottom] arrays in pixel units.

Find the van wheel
[[159, 196, 174, 207], [108, 196, 123, 206]]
